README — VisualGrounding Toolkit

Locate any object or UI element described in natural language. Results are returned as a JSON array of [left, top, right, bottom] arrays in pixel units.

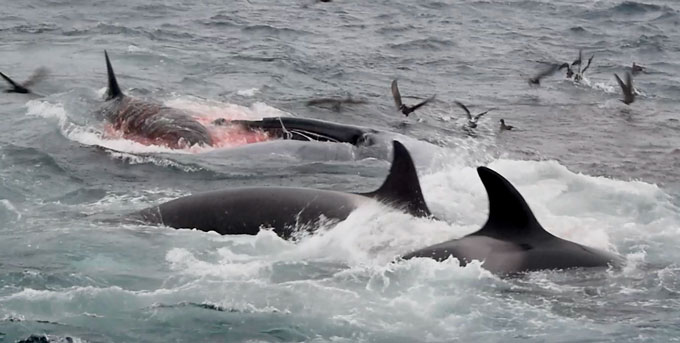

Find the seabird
[[528, 63, 569, 85], [391, 79, 435, 116], [455, 101, 491, 129], [571, 49, 583, 69], [614, 72, 635, 105], [0, 67, 48, 94], [582, 54, 594, 73], [632, 62, 645, 75], [499, 119, 514, 131], [574, 53, 594, 81]]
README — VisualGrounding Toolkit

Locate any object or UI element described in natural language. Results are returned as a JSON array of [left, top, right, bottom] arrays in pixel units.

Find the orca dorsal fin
[[473, 167, 554, 240], [360, 141, 432, 218], [104, 50, 123, 100]]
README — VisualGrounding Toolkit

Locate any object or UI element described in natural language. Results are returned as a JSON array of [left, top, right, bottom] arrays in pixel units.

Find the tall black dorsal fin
[[104, 50, 123, 100], [360, 141, 431, 217], [472, 167, 554, 240]]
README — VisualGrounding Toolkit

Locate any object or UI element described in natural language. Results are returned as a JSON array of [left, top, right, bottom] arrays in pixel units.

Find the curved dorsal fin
[[472, 167, 553, 240], [104, 50, 123, 100], [360, 141, 431, 217]]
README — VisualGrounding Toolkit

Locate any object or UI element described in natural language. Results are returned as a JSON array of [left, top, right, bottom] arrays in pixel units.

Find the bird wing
[[614, 73, 634, 104], [581, 55, 594, 74], [614, 73, 628, 94], [410, 94, 435, 111], [474, 109, 491, 121], [0, 71, 20, 88], [531, 63, 561, 81], [22, 67, 49, 87], [391, 79, 403, 108], [454, 101, 472, 120], [571, 49, 582, 67], [625, 72, 635, 103]]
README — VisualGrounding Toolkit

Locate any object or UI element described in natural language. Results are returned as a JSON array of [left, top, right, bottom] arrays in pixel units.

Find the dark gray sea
[[1, 0, 679, 342]]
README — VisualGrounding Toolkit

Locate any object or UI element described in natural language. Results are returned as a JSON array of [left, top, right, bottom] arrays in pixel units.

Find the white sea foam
[[164, 96, 290, 121], [593, 80, 618, 94], [14, 93, 680, 343], [236, 88, 260, 97], [127, 44, 149, 53], [159, 157, 676, 278], [1, 154, 677, 342], [0, 199, 22, 221]]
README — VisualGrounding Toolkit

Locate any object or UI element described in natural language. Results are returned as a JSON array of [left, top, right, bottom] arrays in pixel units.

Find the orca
[[131, 141, 432, 238], [402, 167, 622, 274], [98, 51, 214, 148]]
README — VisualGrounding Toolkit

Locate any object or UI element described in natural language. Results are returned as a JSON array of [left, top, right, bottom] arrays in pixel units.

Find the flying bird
[[455, 101, 492, 128], [0, 67, 49, 94], [574, 54, 594, 81], [528, 63, 569, 85], [614, 72, 635, 105], [391, 79, 435, 116], [581, 54, 594, 74]]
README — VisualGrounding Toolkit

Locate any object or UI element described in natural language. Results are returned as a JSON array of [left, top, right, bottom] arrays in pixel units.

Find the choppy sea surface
[[1, 0, 679, 342]]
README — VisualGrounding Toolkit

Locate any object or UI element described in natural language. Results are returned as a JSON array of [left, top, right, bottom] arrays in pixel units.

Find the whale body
[[132, 141, 432, 238], [403, 167, 622, 274], [98, 51, 213, 148]]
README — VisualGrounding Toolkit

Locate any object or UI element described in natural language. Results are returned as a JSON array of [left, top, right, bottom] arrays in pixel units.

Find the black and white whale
[[132, 141, 432, 238], [402, 166, 622, 274], [98, 51, 214, 148]]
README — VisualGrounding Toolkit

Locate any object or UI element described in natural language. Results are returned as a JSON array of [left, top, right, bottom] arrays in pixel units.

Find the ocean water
[[1, 0, 679, 342]]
